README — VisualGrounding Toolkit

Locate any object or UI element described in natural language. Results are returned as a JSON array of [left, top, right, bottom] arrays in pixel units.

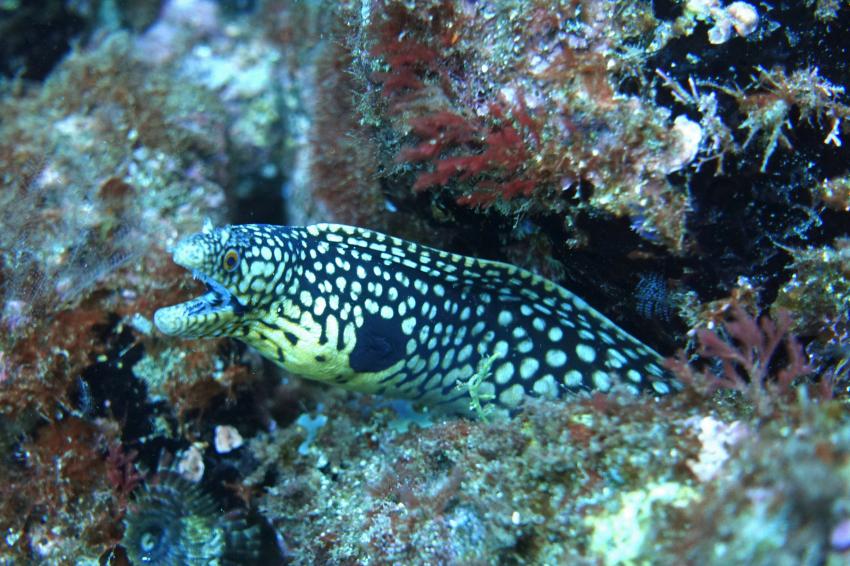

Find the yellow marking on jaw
[[250, 307, 331, 374], [247, 300, 409, 395]]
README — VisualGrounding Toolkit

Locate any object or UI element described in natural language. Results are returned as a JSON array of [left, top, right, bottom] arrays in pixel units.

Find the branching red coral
[[665, 306, 813, 415], [371, 41, 438, 97], [400, 112, 477, 163], [369, 2, 455, 100], [400, 100, 542, 207], [106, 442, 144, 508]]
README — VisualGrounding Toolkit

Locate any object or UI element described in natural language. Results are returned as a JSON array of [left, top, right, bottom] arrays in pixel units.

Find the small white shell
[[177, 444, 205, 482], [707, 15, 733, 45], [665, 116, 703, 172], [727, 2, 759, 37], [214, 424, 244, 453]]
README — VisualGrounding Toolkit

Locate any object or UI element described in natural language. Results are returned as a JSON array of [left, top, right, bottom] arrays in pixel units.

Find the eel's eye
[[222, 249, 240, 272]]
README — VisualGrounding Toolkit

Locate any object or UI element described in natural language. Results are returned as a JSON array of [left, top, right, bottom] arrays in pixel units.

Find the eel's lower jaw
[[153, 273, 246, 337]]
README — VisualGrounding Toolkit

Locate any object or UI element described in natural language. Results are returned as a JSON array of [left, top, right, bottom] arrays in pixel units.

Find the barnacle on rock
[[122, 474, 259, 566]]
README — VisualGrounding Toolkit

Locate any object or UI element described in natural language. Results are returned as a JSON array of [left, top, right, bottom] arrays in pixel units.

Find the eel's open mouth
[[153, 270, 246, 338]]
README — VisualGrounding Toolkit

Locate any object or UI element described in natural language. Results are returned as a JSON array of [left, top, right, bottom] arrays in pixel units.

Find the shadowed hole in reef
[[231, 169, 287, 224], [76, 315, 170, 471], [0, 3, 87, 80]]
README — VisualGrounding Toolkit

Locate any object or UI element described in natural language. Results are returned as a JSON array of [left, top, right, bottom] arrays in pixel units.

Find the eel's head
[[154, 223, 254, 339]]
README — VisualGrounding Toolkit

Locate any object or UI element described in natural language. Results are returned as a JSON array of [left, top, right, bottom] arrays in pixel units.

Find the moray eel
[[154, 223, 679, 414]]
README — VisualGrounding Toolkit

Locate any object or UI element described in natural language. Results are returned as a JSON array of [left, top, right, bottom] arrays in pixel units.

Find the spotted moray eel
[[154, 223, 679, 414]]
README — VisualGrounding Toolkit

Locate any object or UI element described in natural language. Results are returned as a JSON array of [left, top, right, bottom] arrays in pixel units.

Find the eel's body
[[154, 223, 678, 414]]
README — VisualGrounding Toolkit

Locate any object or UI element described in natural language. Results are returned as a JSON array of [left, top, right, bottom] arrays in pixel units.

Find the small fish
[[154, 223, 678, 414]]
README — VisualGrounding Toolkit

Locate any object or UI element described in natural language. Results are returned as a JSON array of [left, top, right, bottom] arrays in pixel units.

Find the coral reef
[[244, 389, 850, 565], [678, 406, 850, 565], [0, 0, 848, 564], [359, 0, 693, 251]]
